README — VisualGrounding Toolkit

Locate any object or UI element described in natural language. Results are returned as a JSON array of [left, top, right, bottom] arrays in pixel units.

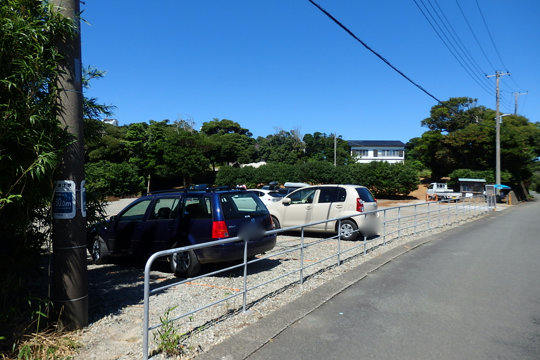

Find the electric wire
[[475, 0, 508, 71], [306, 0, 447, 106], [414, 0, 493, 96], [455, 0, 497, 72], [474, 0, 524, 97], [432, 0, 490, 80]]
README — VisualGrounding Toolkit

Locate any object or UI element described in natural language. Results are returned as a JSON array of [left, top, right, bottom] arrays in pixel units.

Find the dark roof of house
[[347, 140, 405, 147]]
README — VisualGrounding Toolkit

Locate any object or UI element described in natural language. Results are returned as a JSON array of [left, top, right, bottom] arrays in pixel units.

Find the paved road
[[202, 200, 540, 360]]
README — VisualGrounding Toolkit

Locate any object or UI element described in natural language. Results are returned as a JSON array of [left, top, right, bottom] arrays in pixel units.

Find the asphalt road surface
[[208, 200, 540, 360]]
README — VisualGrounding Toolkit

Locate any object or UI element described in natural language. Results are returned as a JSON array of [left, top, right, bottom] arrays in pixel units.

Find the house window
[[373, 149, 378, 157], [352, 149, 368, 158], [380, 149, 404, 157]]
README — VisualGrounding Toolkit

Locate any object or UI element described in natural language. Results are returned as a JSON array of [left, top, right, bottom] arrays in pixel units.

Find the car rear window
[[318, 187, 346, 203], [219, 193, 267, 219], [356, 187, 375, 202]]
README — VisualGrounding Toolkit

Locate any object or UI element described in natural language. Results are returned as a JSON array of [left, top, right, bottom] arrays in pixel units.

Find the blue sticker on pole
[[53, 180, 76, 219]]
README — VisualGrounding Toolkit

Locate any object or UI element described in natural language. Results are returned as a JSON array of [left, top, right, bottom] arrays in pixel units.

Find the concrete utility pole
[[513, 91, 528, 115], [333, 133, 337, 167], [51, 0, 87, 329], [486, 71, 510, 192]]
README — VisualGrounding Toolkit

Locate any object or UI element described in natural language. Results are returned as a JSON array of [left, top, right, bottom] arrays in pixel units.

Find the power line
[[431, 0, 489, 79], [455, 0, 497, 72], [475, 0, 508, 71], [414, 0, 493, 96], [306, 0, 445, 105]]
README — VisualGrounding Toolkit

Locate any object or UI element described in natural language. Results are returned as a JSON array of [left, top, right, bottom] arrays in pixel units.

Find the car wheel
[[90, 235, 108, 264], [271, 216, 281, 230], [169, 244, 200, 278], [339, 220, 359, 241]]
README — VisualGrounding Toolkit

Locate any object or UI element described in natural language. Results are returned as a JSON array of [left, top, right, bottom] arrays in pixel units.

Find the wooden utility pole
[[51, 0, 87, 329]]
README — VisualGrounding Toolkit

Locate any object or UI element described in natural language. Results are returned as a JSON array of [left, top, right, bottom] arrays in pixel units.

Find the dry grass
[[2, 330, 80, 360]]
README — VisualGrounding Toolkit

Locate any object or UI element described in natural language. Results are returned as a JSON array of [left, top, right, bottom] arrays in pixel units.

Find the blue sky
[[81, 0, 540, 143]]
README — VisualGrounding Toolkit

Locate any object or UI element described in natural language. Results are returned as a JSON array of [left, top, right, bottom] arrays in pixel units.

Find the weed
[[153, 306, 185, 356]]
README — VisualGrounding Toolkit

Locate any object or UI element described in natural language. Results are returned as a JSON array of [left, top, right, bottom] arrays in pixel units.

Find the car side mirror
[[110, 215, 117, 222], [282, 197, 291, 205]]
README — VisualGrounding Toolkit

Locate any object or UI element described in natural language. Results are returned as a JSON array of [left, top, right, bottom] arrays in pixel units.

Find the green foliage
[[153, 306, 185, 357], [303, 132, 352, 165], [409, 97, 540, 184], [0, 0, 78, 349], [86, 161, 144, 197], [256, 130, 305, 164], [217, 161, 419, 197]]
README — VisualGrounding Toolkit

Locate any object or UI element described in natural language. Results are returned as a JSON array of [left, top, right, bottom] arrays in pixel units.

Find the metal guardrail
[[142, 195, 494, 359]]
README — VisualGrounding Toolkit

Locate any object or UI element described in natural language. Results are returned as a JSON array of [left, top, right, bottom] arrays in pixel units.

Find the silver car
[[266, 184, 379, 240]]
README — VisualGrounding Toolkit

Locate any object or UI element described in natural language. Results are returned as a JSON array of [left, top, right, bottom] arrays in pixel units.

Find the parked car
[[248, 189, 283, 205], [88, 188, 276, 277], [266, 184, 379, 241], [277, 182, 310, 195]]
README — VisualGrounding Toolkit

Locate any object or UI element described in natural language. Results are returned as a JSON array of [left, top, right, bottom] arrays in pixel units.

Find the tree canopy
[[408, 97, 540, 184]]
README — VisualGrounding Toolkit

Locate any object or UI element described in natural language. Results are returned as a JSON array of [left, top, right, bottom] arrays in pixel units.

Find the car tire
[[338, 220, 359, 241], [271, 216, 281, 230], [90, 235, 108, 265], [169, 243, 201, 278]]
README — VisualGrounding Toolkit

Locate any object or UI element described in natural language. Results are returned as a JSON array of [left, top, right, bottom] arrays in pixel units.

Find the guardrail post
[[300, 227, 305, 284], [414, 204, 417, 235], [242, 238, 248, 313], [427, 202, 431, 230], [143, 254, 154, 360], [397, 207, 401, 240], [447, 200, 450, 225], [383, 209, 387, 246], [337, 220, 342, 266], [438, 201, 441, 228]]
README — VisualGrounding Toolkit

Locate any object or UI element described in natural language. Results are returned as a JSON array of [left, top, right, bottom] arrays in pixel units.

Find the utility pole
[[51, 0, 87, 329], [486, 71, 510, 192], [513, 91, 528, 115], [333, 133, 337, 167]]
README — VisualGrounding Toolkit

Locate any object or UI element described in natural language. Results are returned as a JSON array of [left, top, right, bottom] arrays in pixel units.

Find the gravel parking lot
[[74, 198, 496, 360]]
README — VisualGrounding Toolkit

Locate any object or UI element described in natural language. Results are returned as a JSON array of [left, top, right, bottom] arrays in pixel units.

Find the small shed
[[458, 178, 486, 196]]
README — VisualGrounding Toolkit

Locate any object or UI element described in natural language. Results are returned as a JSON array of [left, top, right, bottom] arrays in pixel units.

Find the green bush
[[215, 161, 420, 197]]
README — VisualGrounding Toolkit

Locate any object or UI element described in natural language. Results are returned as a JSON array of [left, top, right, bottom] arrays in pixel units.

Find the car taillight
[[212, 220, 229, 239], [356, 198, 364, 212]]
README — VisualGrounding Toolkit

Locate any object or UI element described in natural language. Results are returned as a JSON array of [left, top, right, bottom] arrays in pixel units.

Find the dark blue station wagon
[[88, 189, 277, 277]]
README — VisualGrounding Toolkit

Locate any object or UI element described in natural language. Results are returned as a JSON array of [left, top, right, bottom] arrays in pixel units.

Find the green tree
[[303, 132, 352, 165], [256, 129, 305, 164], [409, 97, 540, 184], [159, 129, 211, 186], [200, 118, 256, 169]]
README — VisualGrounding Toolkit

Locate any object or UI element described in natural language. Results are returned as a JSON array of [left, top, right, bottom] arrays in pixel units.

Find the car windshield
[[356, 187, 375, 202], [219, 193, 267, 219]]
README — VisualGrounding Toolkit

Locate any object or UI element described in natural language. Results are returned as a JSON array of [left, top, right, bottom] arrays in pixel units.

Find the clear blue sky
[[81, 0, 539, 143]]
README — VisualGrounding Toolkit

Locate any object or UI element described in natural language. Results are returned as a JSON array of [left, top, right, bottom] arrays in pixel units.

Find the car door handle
[[306, 206, 313, 210], [335, 205, 343, 209]]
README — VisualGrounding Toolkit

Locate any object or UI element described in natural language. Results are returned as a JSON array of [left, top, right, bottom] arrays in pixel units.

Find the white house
[[348, 140, 405, 164]]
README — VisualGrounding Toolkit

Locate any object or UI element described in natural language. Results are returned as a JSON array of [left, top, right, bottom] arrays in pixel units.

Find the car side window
[[118, 199, 152, 222], [288, 188, 316, 205], [183, 196, 212, 219], [149, 197, 180, 220], [318, 188, 346, 203]]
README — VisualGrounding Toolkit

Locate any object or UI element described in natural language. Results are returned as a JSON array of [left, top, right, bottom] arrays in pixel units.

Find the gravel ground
[[74, 198, 500, 359]]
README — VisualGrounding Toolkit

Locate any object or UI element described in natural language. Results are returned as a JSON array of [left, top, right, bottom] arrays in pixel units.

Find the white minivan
[[266, 184, 379, 240]]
